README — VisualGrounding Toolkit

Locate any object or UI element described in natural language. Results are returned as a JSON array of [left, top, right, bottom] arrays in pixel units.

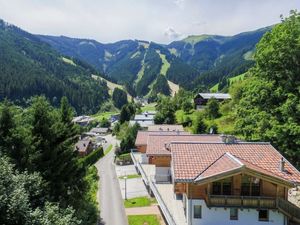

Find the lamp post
[[124, 176, 128, 200]]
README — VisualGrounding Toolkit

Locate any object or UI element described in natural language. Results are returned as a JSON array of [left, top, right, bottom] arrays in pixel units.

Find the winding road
[[95, 135, 128, 225]]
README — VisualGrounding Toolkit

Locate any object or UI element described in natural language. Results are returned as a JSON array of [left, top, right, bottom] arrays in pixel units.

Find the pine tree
[[29, 96, 84, 204]]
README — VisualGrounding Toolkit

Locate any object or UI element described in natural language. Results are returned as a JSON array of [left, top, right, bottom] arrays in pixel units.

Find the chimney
[[279, 157, 285, 172], [227, 135, 236, 144], [164, 142, 170, 150], [83, 143, 86, 147], [221, 134, 227, 142], [176, 130, 180, 135], [221, 135, 236, 144]]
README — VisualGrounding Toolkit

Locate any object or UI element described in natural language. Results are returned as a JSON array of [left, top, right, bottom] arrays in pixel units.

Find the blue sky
[[0, 0, 299, 43]]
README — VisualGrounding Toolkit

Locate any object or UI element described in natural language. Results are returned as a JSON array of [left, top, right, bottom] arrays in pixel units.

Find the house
[[170, 139, 300, 225], [148, 124, 184, 132], [129, 112, 156, 128], [135, 130, 190, 153], [194, 93, 231, 109], [109, 114, 120, 123], [146, 134, 222, 182], [74, 138, 93, 157], [72, 115, 94, 126], [90, 127, 109, 135]]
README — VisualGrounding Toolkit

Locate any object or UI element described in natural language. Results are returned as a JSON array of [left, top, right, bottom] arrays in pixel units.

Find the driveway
[[95, 135, 128, 225], [116, 164, 149, 199]]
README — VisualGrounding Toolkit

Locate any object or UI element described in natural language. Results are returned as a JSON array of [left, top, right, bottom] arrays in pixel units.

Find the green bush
[[81, 147, 104, 167]]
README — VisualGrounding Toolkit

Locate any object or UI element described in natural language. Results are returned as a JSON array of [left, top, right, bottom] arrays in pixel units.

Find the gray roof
[[90, 127, 109, 133], [134, 114, 155, 121], [129, 120, 154, 128], [148, 124, 184, 132], [197, 93, 231, 100], [72, 115, 94, 123], [75, 139, 91, 152]]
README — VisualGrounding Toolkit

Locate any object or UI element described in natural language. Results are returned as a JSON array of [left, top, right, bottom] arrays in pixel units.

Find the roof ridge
[[225, 152, 244, 166], [148, 134, 217, 137], [193, 152, 241, 181], [170, 141, 271, 145]]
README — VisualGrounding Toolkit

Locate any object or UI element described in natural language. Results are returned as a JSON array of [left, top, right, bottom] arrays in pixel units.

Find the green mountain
[[168, 27, 271, 87], [39, 27, 270, 94], [0, 20, 109, 114]]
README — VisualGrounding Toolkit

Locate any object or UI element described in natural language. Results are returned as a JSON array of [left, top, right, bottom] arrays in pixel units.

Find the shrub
[[80, 147, 104, 167]]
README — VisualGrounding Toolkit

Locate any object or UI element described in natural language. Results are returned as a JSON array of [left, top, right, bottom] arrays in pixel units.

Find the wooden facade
[[175, 174, 288, 202], [137, 145, 147, 153], [149, 155, 171, 167]]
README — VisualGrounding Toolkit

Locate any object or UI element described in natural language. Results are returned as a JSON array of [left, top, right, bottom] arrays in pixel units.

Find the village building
[[194, 93, 231, 109], [135, 127, 187, 153], [131, 134, 300, 225], [129, 112, 156, 128], [72, 115, 94, 126], [148, 124, 185, 132], [146, 134, 222, 183], [74, 138, 93, 157], [170, 141, 300, 225], [90, 127, 109, 135]]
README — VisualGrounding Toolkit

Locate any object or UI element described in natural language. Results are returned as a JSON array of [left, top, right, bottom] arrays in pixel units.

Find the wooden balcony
[[207, 195, 277, 209]]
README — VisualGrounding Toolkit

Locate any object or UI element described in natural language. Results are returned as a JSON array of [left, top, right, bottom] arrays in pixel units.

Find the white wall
[[186, 199, 286, 225]]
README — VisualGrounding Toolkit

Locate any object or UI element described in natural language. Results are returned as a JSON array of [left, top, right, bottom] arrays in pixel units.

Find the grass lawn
[[117, 152, 131, 161], [210, 72, 246, 92], [124, 196, 157, 208], [175, 109, 198, 124], [119, 174, 141, 179], [141, 103, 156, 112], [104, 144, 113, 155], [92, 111, 118, 122], [128, 215, 160, 225]]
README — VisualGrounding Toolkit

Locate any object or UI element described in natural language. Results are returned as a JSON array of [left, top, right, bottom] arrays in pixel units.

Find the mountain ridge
[[38, 26, 271, 94]]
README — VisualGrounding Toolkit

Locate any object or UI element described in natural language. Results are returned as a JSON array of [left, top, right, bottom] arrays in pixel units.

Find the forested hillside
[[0, 20, 109, 114], [234, 11, 300, 168], [39, 27, 270, 95], [169, 12, 300, 169], [0, 97, 100, 224]]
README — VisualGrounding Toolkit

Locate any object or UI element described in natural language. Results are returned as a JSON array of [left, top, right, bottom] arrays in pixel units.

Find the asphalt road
[[95, 135, 128, 225]]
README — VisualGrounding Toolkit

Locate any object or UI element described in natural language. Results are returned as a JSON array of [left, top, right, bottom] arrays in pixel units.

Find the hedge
[[80, 147, 104, 167]]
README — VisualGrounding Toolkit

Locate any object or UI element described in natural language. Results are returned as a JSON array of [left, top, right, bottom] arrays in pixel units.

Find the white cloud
[[0, 0, 299, 43], [164, 27, 184, 40]]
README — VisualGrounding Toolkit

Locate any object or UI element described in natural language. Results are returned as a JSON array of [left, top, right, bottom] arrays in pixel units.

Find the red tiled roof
[[146, 134, 222, 156], [171, 142, 300, 185], [148, 124, 184, 132], [135, 131, 189, 146], [195, 153, 242, 180]]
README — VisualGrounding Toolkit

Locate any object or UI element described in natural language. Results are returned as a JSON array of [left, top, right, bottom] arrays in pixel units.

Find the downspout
[[189, 198, 192, 225]]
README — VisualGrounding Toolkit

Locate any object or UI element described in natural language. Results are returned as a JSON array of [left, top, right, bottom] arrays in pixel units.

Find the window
[[230, 208, 238, 220], [241, 175, 261, 196], [194, 205, 202, 219], [241, 175, 251, 196], [223, 178, 232, 195], [212, 178, 232, 195], [258, 210, 269, 221], [212, 181, 222, 195], [252, 178, 260, 196]]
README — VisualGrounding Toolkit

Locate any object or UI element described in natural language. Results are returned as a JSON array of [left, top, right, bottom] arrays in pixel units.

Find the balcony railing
[[207, 195, 277, 209], [207, 195, 300, 222], [277, 198, 300, 223]]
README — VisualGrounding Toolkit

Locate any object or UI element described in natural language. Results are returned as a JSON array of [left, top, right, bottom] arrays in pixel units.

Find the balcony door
[[212, 177, 232, 195], [241, 175, 260, 196]]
